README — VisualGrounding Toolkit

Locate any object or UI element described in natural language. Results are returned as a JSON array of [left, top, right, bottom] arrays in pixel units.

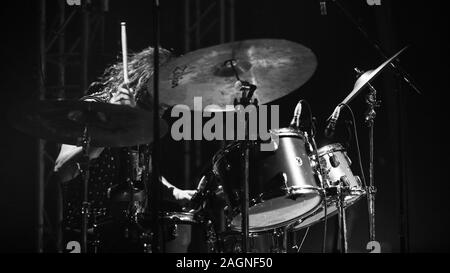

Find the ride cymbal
[[150, 39, 317, 111]]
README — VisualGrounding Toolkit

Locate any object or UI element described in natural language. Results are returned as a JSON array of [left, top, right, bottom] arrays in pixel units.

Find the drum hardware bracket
[[336, 183, 349, 253], [367, 186, 377, 195]]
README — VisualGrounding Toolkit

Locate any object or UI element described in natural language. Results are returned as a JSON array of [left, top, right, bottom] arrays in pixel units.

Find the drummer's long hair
[[85, 47, 173, 109]]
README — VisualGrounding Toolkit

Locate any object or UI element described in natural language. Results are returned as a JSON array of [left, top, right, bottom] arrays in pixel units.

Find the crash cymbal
[[150, 39, 317, 111], [341, 46, 408, 105], [9, 100, 168, 147]]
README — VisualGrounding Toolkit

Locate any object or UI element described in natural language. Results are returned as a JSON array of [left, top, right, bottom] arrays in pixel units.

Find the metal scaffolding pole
[[55, 0, 66, 253], [37, 0, 46, 253], [38, 0, 107, 252], [81, 0, 90, 93]]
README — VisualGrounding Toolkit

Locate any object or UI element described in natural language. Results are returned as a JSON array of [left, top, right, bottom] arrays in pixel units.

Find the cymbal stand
[[333, 0, 423, 251], [360, 68, 380, 244], [78, 125, 92, 253], [225, 59, 257, 253]]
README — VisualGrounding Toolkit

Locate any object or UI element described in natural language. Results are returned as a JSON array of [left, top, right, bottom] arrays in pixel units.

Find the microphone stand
[[225, 59, 256, 253], [332, 0, 422, 252]]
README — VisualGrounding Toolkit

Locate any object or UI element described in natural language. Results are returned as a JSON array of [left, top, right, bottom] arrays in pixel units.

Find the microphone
[[290, 100, 303, 128], [325, 105, 342, 138], [320, 0, 327, 16]]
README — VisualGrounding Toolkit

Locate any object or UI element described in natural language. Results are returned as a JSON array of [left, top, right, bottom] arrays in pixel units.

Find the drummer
[[54, 47, 196, 234]]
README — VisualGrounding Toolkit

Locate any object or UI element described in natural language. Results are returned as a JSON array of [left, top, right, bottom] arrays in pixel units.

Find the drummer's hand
[[173, 188, 197, 205], [109, 83, 136, 107]]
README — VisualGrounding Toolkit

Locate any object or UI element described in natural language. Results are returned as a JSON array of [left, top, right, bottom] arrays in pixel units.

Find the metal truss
[[182, 0, 235, 189], [38, 0, 108, 252]]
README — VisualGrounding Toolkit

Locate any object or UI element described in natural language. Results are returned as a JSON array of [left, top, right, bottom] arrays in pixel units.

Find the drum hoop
[[269, 127, 306, 138], [229, 186, 324, 233], [212, 127, 307, 168], [160, 212, 199, 224], [293, 190, 366, 231], [317, 143, 345, 156]]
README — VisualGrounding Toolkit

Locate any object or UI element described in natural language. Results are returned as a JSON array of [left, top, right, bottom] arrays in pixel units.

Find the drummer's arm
[[160, 176, 196, 204], [53, 95, 110, 182], [54, 144, 104, 183]]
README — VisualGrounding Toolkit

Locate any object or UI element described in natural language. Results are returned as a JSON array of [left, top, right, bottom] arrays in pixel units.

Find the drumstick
[[121, 22, 129, 85]]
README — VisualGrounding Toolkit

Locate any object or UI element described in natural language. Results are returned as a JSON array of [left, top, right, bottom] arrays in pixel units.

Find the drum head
[[231, 188, 322, 232], [292, 192, 364, 230]]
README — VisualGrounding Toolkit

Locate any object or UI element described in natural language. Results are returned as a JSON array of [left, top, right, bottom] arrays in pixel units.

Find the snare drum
[[211, 128, 322, 233], [293, 143, 365, 230]]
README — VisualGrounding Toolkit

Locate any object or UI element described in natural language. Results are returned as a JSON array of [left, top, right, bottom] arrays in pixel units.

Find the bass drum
[[293, 143, 365, 230], [211, 128, 322, 233]]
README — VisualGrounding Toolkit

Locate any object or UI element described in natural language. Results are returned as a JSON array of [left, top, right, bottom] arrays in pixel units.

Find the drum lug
[[329, 153, 340, 168], [310, 158, 318, 169], [340, 175, 350, 187], [355, 176, 362, 188]]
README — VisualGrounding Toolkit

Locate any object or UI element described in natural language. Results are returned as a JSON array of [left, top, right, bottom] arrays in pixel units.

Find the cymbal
[[9, 100, 168, 147], [150, 39, 317, 111], [341, 46, 408, 105]]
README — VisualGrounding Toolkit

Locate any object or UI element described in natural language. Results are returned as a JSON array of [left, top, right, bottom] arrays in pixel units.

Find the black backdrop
[[0, 0, 448, 252]]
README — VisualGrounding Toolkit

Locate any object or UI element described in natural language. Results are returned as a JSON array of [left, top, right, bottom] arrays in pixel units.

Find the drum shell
[[212, 128, 322, 232], [293, 143, 365, 231]]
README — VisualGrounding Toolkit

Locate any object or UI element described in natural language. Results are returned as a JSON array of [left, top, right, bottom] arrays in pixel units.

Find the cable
[[295, 227, 310, 253], [339, 103, 368, 188]]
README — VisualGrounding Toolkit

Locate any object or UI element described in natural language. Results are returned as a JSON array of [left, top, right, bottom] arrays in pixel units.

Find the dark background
[[0, 0, 448, 252]]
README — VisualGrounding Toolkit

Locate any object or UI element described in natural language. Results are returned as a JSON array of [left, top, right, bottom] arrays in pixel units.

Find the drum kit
[[9, 35, 406, 253]]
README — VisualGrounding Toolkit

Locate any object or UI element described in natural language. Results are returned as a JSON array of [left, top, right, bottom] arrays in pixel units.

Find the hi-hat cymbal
[[9, 100, 168, 147], [150, 39, 317, 111]]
